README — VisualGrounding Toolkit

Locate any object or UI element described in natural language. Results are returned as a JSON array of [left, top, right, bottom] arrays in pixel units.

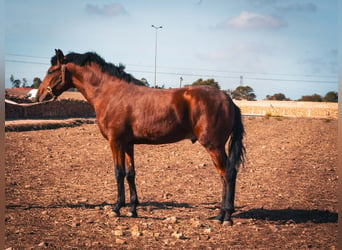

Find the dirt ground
[[5, 117, 338, 249]]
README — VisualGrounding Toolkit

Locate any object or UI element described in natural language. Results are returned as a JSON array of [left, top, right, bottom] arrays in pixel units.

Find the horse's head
[[36, 49, 73, 102]]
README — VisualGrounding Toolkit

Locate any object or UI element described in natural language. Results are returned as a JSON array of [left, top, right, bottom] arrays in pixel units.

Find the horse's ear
[[55, 49, 65, 65]]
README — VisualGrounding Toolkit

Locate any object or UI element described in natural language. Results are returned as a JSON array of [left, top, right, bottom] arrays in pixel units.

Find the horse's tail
[[228, 103, 245, 170]]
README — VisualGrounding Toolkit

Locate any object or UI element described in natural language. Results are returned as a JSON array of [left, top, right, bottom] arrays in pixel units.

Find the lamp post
[[151, 25, 162, 88]]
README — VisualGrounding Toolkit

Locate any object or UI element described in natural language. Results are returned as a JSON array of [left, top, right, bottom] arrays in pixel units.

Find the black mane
[[51, 52, 145, 86]]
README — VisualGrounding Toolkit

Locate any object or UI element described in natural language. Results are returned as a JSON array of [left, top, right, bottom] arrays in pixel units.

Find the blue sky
[[5, 0, 338, 100]]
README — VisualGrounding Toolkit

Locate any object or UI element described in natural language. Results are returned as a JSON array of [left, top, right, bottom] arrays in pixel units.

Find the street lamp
[[151, 25, 162, 88]]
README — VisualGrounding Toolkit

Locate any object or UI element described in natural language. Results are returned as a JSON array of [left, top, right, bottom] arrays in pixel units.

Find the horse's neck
[[68, 64, 120, 108]]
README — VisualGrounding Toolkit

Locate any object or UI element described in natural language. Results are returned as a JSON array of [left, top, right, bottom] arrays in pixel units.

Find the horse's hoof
[[222, 220, 233, 226], [128, 211, 138, 218], [214, 218, 223, 224], [112, 209, 121, 217], [215, 212, 224, 223]]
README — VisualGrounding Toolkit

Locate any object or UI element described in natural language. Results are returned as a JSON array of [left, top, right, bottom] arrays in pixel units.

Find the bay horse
[[36, 49, 245, 225]]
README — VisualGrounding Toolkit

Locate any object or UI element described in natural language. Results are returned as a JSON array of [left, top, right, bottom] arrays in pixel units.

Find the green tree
[[266, 93, 290, 101], [152, 84, 165, 89], [232, 86, 256, 101], [22, 78, 28, 88], [298, 94, 322, 102], [191, 78, 221, 89], [140, 78, 149, 87], [10, 74, 21, 88], [31, 77, 42, 88], [323, 91, 338, 102]]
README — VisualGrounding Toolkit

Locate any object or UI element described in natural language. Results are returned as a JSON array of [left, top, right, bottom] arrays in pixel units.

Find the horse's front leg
[[125, 144, 139, 217], [110, 141, 126, 217]]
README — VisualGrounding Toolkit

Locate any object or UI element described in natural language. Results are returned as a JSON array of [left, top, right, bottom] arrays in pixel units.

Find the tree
[[191, 78, 221, 89], [223, 89, 233, 98], [298, 94, 322, 102], [22, 78, 28, 88], [140, 78, 149, 87], [231, 86, 256, 101], [10, 74, 21, 88], [31, 77, 42, 88], [266, 93, 290, 101], [152, 84, 165, 89], [299, 94, 322, 102], [323, 91, 338, 102]]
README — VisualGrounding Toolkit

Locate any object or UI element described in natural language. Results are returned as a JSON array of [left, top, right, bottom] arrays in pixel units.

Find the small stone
[[132, 231, 142, 237], [38, 242, 46, 247], [192, 220, 203, 228], [163, 216, 177, 224], [72, 222, 81, 227], [131, 225, 141, 237], [163, 193, 173, 199], [204, 227, 213, 233], [115, 238, 126, 244], [104, 205, 112, 211], [77, 198, 88, 203], [114, 229, 124, 236], [172, 231, 184, 239]]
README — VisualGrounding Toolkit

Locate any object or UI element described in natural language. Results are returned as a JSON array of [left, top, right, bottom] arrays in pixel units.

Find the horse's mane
[[51, 52, 145, 86]]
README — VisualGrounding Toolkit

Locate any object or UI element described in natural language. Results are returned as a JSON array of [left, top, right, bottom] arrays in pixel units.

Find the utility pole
[[151, 25, 162, 88]]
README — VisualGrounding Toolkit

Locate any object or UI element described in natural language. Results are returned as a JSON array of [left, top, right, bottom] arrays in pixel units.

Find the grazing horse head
[[36, 49, 73, 102]]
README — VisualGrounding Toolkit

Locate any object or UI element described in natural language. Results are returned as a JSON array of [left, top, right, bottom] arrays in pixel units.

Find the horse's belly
[[132, 124, 194, 145]]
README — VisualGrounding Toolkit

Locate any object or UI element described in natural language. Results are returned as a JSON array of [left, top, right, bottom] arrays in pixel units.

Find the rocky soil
[[5, 117, 338, 249]]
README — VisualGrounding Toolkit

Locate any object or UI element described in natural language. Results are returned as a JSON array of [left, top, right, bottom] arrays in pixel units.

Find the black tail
[[228, 103, 245, 170]]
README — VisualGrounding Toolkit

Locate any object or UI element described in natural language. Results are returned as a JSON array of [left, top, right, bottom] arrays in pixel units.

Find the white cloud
[[85, 3, 127, 16], [219, 11, 287, 29]]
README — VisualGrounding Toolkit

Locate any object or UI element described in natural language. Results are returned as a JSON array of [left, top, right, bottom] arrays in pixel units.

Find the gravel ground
[[5, 116, 338, 249]]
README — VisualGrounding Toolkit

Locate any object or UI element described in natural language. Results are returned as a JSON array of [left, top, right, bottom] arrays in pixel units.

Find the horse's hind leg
[[125, 144, 139, 217], [206, 147, 236, 225], [222, 161, 237, 226]]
